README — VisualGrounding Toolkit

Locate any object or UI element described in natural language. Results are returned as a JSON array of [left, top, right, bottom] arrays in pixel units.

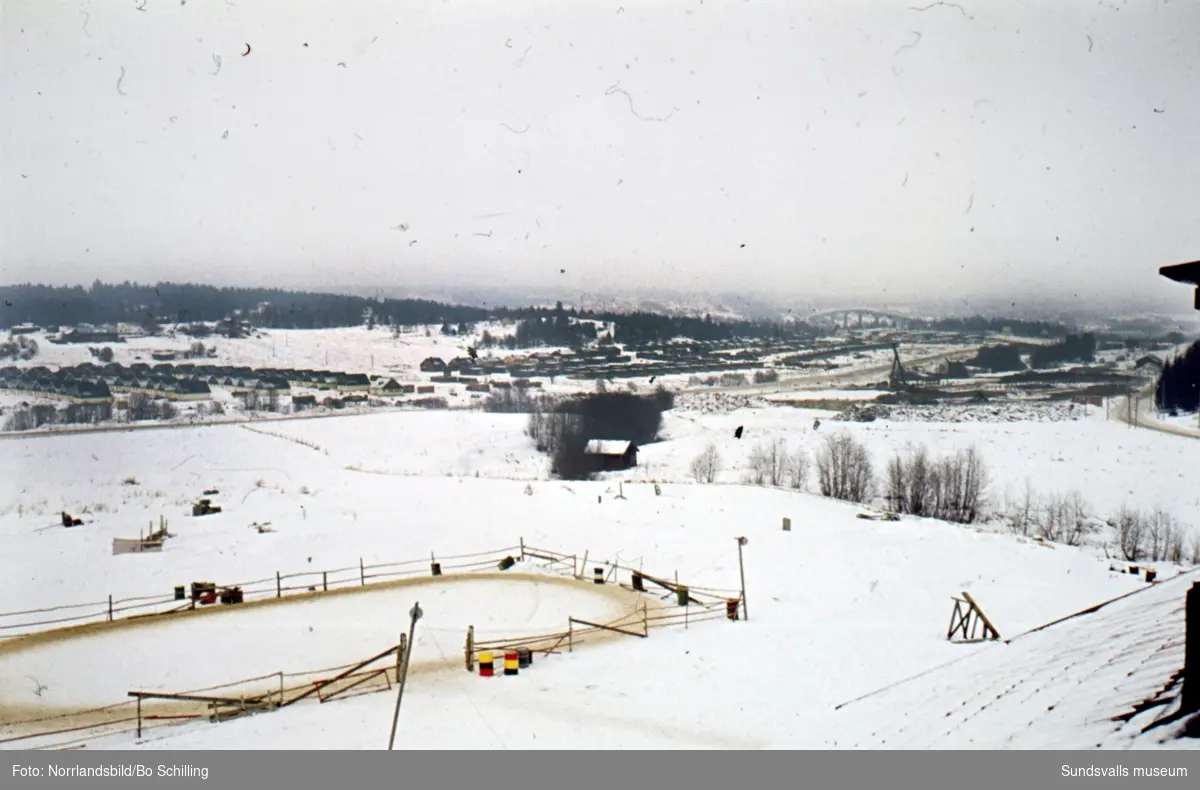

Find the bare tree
[[815, 432, 874, 503], [746, 439, 787, 486], [885, 443, 985, 524], [1005, 478, 1037, 536], [1114, 506, 1146, 562], [786, 446, 810, 491], [689, 443, 721, 484]]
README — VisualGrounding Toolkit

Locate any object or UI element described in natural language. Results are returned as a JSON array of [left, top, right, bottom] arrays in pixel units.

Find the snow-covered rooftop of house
[[584, 439, 634, 455], [810, 571, 1199, 750]]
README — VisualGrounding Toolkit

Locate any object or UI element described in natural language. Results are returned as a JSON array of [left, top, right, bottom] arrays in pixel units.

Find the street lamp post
[[735, 536, 749, 622], [387, 601, 423, 750]]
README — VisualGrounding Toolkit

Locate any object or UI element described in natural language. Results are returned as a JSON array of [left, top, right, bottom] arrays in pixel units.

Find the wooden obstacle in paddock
[[569, 616, 647, 640], [128, 690, 278, 737], [947, 591, 1002, 643], [279, 643, 401, 709], [628, 569, 705, 605], [111, 537, 164, 555]]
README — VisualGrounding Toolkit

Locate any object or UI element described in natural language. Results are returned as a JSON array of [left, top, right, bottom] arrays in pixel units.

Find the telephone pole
[[735, 536, 749, 621], [387, 601, 423, 750]]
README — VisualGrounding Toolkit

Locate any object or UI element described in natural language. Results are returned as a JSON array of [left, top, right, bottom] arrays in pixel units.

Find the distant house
[[255, 378, 291, 395], [70, 380, 114, 404], [583, 440, 638, 472], [371, 378, 406, 397], [339, 373, 371, 392], [151, 350, 177, 361], [292, 394, 318, 411], [172, 379, 212, 401], [419, 357, 447, 373], [1135, 355, 1164, 378]]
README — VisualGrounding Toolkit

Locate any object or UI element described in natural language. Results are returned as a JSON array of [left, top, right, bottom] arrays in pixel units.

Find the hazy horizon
[[3, 0, 1199, 309]]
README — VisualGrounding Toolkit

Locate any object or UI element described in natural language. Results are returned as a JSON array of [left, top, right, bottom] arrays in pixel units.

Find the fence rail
[[0, 539, 741, 749], [0, 543, 527, 639]]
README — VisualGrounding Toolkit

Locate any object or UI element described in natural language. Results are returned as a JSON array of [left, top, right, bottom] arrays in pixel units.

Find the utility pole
[[387, 601, 423, 750], [735, 536, 749, 621]]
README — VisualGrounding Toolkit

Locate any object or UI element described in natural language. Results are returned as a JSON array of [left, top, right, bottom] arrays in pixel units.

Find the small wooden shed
[[583, 439, 639, 472]]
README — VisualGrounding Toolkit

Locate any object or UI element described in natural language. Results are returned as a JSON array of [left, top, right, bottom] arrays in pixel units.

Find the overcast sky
[[2, 0, 1198, 308]]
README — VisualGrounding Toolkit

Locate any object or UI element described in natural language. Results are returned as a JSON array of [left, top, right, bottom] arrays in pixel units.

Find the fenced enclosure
[[0, 539, 745, 750]]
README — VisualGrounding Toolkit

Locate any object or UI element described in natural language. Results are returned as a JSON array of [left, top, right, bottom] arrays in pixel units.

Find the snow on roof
[[584, 439, 633, 455], [820, 571, 1199, 749]]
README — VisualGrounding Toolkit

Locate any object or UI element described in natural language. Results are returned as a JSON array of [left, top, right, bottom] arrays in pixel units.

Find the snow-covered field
[[1, 393, 1197, 750]]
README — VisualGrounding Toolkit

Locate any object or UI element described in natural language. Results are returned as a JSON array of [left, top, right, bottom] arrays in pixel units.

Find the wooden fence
[[468, 542, 739, 667], [1, 643, 406, 750], [0, 539, 743, 749], [0, 544, 524, 639]]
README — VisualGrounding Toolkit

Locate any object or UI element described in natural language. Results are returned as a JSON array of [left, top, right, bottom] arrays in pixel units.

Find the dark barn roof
[[1160, 259, 1200, 309], [1159, 259, 1200, 285]]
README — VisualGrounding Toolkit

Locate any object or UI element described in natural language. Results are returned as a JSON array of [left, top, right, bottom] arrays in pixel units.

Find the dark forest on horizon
[[1, 280, 1073, 346]]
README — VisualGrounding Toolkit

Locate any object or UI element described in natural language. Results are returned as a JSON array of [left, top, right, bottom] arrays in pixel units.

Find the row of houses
[[0, 375, 115, 404], [0, 369, 212, 403], [0, 362, 447, 406]]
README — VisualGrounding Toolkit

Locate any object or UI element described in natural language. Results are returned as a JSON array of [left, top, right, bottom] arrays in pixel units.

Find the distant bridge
[[803, 308, 915, 329]]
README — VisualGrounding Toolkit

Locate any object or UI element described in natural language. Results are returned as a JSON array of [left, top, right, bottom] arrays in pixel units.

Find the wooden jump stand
[[947, 591, 1002, 643]]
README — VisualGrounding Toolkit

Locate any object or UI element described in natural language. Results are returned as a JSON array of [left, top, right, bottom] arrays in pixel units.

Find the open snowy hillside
[[2, 394, 1197, 750], [5, 0, 1200, 755]]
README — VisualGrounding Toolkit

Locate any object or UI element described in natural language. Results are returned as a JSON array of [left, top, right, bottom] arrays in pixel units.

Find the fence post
[[360, 557, 365, 586], [397, 633, 407, 680], [465, 625, 475, 672], [279, 671, 284, 707], [108, 594, 113, 622], [323, 571, 327, 592], [276, 571, 282, 598], [520, 537, 525, 561], [136, 695, 142, 739], [1184, 581, 1199, 716], [568, 619, 573, 653]]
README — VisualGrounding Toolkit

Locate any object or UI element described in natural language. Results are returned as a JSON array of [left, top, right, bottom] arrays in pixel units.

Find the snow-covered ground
[[1, 394, 1197, 750]]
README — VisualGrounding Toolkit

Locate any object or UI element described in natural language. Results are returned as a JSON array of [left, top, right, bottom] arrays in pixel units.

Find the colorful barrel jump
[[479, 650, 494, 677], [504, 651, 519, 676], [593, 567, 604, 584]]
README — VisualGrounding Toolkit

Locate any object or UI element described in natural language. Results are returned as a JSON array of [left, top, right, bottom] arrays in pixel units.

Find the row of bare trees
[[690, 433, 874, 503], [884, 444, 987, 524], [1111, 505, 1198, 563], [691, 432, 990, 527]]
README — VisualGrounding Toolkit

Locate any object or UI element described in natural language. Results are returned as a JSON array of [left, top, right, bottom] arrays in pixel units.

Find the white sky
[[2, 0, 1199, 307]]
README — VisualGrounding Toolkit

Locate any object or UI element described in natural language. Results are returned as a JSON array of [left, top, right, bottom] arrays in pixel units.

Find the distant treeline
[[3, 281, 1082, 350], [0, 282, 814, 347], [1029, 333, 1097, 369], [909, 315, 1069, 337], [1155, 341, 1200, 414], [0, 282, 492, 331]]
